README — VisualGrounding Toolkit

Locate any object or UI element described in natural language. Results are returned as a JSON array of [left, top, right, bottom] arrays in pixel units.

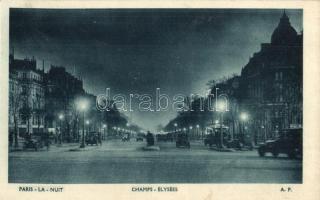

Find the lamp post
[[86, 120, 90, 135], [217, 101, 227, 148], [126, 123, 130, 137], [240, 112, 249, 145], [174, 123, 177, 141], [77, 99, 88, 148], [261, 125, 266, 142], [196, 124, 200, 139], [189, 126, 193, 139], [58, 114, 64, 144], [103, 124, 107, 140]]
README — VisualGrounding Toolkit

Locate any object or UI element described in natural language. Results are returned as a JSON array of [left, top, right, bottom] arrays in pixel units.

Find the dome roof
[[271, 11, 298, 45]]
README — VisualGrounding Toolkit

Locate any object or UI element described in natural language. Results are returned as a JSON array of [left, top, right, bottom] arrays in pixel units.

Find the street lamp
[[174, 123, 178, 141], [86, 120, 90, 135], [77, 99, 88, 148], [217, 100, 226, 148], [58, 114, 64, 144], [239, 112, 249, 144], [59, 114, 64, 120], [261, 125, 266, 142], [103, 124, 107, 140], [196, 124, 200, 139], [189, 126, 193, 139], [240, 112, 248, 121]]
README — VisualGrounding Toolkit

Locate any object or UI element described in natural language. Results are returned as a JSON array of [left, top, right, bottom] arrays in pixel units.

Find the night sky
[[10, 9, 302, 131]]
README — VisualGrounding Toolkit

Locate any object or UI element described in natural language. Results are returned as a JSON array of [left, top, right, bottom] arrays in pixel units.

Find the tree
[[20, 104, 32, 136], [10, 88, 22, 147]]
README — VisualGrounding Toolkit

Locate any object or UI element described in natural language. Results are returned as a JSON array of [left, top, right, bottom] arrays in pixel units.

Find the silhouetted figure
[[98, 132, 102, 145], [42, 132, 50, 150], [146, 131, 154, 146]]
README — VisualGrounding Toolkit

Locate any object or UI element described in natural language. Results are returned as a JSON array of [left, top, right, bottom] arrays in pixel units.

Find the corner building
[[240, 12, 302, 142]]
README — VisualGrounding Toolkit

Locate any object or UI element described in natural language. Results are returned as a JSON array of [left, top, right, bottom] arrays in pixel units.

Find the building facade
[[240, 11, 303, 143], [9, 54, 45, 137], [44, 65, 85, 142]]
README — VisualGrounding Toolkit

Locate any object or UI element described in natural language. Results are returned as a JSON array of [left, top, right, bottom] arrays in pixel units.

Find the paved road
[[8, 140, 302, 183]]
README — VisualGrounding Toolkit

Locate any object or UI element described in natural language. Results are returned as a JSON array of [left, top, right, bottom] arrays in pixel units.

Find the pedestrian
[[44, 132, 50, 151], [98, 132, 102, 145], [146, 131, 154, 146]]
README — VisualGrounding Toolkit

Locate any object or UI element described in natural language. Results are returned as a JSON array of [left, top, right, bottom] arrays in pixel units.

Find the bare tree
[[10, 88, 22, 147]]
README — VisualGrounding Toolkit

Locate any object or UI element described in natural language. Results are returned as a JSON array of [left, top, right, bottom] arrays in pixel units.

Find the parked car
[[225, 139, 243, 149], [86, 134, 99, 145], [135, 133, 144, 142], [176, 133, 190, 148], [258, 128, 302, 159], [204, 133, 216, 147], [23, 139, 42, 151], [204, 125, 229, 148], [146, 132, 154, 146]]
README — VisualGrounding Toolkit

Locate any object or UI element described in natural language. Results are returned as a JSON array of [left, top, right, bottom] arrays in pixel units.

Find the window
[[279, 72, 283, 80], [22, 86, 27, 94]]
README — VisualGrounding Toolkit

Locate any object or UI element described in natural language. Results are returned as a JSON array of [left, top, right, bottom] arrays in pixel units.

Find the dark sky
[[10, 9, 302, 131]]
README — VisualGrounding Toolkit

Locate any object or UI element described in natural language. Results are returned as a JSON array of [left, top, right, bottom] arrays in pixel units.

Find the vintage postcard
[[0, 0, 319, 200]]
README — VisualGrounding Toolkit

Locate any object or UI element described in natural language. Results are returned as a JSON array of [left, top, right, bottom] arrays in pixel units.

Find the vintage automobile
[[86, 133, 99, 145], [135, 133, 145, 142], [204, 133, 216, 147], [176, 133, 190, 148], [23, 139, 42, 151], [258, 128, 302, 159], [204, 125, 229, 147], [225, 139, 243, 149], [136, 136, 144, 142]]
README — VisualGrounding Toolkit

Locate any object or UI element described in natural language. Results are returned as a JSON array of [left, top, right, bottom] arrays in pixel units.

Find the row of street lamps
[[112, 126, 137, 135], [169, 111, 249, 141], [57, 98, 250, 148]]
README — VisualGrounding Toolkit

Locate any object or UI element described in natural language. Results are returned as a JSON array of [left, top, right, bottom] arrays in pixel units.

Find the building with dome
[[239, 11, 302, 144]]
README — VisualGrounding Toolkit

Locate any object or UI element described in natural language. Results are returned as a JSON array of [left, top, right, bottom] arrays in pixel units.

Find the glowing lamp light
[[240, 112, 249, 121], [77, 99, 88, 111], [217, 100, 227, 112], [58, 114, 64, 120]]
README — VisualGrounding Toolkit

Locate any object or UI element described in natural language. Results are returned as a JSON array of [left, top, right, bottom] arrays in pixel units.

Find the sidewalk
[[9, 142, 83, 153]]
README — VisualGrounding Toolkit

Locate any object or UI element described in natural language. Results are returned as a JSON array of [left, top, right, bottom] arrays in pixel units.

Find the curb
[[209, 147, 236, 152], [69, 148, 88, 152]]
